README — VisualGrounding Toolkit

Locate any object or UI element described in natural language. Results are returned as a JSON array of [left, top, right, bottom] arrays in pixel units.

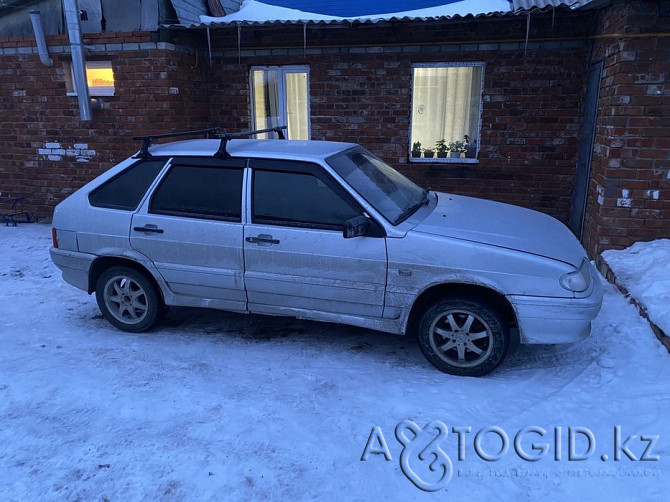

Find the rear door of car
[[243, 158, 388, 318], [130, 157, 247, 312]]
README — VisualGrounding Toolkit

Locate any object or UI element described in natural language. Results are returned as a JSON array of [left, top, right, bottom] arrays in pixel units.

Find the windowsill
[[66, 91, 115, 97], [409, 157, 479, 164]]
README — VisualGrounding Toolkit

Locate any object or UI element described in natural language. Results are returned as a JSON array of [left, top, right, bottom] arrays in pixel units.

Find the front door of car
[[243, 159, 388, 318], [130, 157, 247, 312]]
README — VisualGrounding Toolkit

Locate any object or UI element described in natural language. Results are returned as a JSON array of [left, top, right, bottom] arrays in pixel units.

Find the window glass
[[65, 61, 115, 96], [251, 69, 280, 134], [250, 66, 309, 140], [285, 72, 309, 140], [410, 64, 484, 161], [150, 165, 243, 221], [328, 147, 426, 224], [253, 170, 359, 229], [89, 160, 166, 210]]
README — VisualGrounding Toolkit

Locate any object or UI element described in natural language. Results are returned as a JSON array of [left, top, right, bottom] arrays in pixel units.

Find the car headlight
[[560, 259, 591, 292]]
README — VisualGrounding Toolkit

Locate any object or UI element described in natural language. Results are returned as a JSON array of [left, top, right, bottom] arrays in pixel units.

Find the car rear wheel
[[95, 266, 162, 332], [418, 297, 509, 377]]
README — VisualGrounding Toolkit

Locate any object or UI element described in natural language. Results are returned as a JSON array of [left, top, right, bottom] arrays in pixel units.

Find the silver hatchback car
[[50, 128, 602, 376]]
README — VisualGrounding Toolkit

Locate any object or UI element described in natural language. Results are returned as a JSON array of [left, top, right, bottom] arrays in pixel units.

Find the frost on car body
[[50, 130, 603, 376]]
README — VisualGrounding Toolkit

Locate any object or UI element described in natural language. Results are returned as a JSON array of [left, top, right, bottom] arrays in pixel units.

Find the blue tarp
[[258, 1, 463, 17]]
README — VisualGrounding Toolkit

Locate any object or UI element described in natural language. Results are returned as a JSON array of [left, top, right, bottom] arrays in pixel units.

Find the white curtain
[[251, 68, 309, 140], [285, 71, 308, 140], [251, 69, 280, 138], [411, 66, 482, 153]]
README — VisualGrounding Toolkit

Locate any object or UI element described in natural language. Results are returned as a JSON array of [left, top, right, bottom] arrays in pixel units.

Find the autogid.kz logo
[[360, 421, 660, 492]]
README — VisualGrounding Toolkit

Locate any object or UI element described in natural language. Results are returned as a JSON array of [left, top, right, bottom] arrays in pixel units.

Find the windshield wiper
[[393, 189, 430, 225]]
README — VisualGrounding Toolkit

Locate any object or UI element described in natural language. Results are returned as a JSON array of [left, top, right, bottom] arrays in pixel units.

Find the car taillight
[[52, 228, 59, 248]]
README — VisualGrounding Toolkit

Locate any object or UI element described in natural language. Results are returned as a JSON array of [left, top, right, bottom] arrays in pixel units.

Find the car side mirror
[[343, 215, 370, 239]]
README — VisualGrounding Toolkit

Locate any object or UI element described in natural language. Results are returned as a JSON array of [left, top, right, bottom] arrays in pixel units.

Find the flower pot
[[423, 150, 434, 159], [411, 150, 422, 158], [436, 152, 448, 158], [449, 152, 459, 158]]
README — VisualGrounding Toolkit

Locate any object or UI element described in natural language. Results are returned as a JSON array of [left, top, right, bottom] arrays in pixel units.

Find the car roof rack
[[133, 128, 218, 158], [133, 126, 287, 159], [213, 126, 286, 158]]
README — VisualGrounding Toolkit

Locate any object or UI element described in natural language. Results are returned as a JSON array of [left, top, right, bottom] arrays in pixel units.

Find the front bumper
[[509, 267, 604, 344], [49, 247, 96, 292]]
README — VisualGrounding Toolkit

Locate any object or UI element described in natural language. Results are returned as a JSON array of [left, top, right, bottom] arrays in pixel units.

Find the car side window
[[252, 170, 361, 230], [89, 159, 167, 210], [150, 164, 243, 221]]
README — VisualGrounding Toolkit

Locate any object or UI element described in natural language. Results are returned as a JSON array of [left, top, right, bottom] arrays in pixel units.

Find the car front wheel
[[418, 297, 509, 377], [95, 266, 162, 332]]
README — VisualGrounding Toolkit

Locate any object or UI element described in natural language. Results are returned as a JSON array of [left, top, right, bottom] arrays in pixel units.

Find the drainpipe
[[63, 0, 92, 121], [29, 11, 53, 67]]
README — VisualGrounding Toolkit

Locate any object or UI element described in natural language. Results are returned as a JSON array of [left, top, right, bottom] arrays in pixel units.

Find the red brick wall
[[584, 0, 670, 258], [2, 11, 595, 230], [0, 32, 210, 217], [208, 12, 593, 224]]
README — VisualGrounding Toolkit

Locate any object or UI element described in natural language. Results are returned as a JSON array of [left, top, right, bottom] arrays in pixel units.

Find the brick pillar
[[584, 0, 670, 260]]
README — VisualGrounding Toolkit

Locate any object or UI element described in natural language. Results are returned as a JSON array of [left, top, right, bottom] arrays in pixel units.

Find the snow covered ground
[[1, 224, 668, 500], [602, 239, 670, 337]]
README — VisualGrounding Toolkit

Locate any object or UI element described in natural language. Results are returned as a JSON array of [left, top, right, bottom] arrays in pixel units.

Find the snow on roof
[[199, 0, 514, 26]]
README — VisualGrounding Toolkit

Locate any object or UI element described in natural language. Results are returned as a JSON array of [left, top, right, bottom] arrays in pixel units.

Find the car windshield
[[327, 147, 427, 225]]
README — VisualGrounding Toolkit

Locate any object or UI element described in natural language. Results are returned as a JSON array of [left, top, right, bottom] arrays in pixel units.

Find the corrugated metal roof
[[194, 0, 516, 27], [185, 0, 598, 29], [511, 0, 597, 10], [171, 0, 209, 25]]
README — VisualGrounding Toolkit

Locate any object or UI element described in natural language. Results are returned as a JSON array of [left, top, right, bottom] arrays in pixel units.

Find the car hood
[[412, 192, 587, 267]]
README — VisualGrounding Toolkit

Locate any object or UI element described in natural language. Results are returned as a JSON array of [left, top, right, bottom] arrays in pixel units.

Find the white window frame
[[65, 60, 115, 97], [249, 65, 311, 139], [409, 62, 485, 164]]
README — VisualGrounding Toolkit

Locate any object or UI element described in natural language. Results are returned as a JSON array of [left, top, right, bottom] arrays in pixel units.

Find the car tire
[[417, 297, 509, 377], [95, 266, 162, 332]]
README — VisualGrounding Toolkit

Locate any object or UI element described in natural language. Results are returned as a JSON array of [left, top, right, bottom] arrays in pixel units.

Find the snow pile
[[602, 239, 670, 336], [200, 0, 512, 25], [1, 225, 669, 499]]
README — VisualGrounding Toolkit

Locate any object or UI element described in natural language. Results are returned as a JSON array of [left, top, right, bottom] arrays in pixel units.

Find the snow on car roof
[[146, 138, 357, 159]]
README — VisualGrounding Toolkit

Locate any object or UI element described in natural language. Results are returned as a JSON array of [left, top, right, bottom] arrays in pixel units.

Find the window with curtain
[[250, 66, 310, 140], [409, 63, 484, 162]]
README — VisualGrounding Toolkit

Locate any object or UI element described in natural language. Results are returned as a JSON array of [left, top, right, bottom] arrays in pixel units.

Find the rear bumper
[[49, 247, 96, 292], [510, 270, 604, 344]]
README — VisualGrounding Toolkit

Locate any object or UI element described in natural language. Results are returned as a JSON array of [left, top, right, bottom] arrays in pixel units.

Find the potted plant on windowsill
[[448, 140, 468, 158], [411, 141, 422, 158], [423, 147, 435, 159], [435, 139, 449, 158]]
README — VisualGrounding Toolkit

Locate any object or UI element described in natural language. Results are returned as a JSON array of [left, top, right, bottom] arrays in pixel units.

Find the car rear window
[[150, 164, 244, 221], [89, 160, 166, 210]]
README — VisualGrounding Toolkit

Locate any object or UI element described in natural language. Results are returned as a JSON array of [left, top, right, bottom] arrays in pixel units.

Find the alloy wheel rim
[[429, 309, 494, 368], [103, 275, 148, 324]]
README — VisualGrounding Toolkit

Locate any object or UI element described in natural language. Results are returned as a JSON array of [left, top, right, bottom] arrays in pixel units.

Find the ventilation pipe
[[63, 0, 92, 121], [29, 11, 53, 67]]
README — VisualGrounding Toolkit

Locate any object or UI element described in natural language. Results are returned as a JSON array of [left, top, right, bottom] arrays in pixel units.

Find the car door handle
[[133, 225, 164, 234], [246, 234, 280, 245]]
